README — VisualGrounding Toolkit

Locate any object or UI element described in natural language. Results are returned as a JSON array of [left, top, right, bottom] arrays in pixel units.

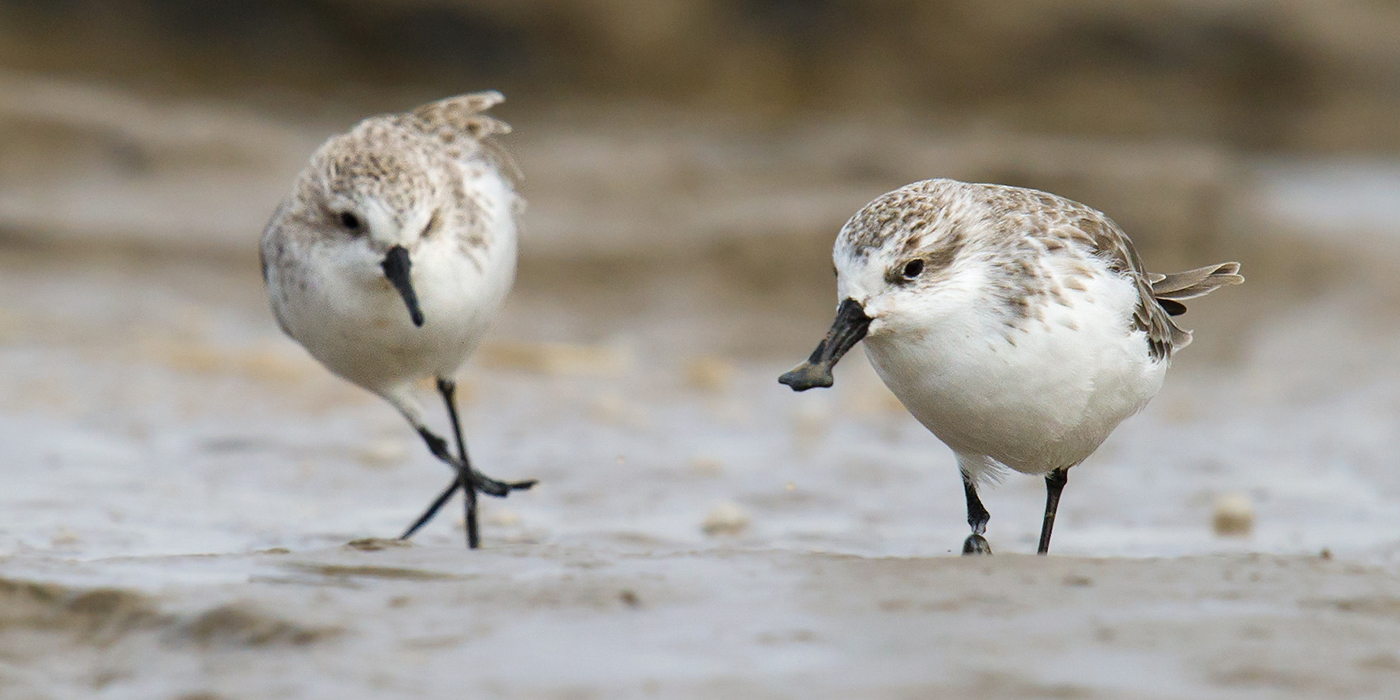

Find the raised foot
[[962, 534, 992, 555], [471, 473, 537, 498], [398, 474, 538, 542]]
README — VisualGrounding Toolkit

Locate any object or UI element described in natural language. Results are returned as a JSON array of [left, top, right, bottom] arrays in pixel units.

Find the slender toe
[[468, 472, 537, 497]]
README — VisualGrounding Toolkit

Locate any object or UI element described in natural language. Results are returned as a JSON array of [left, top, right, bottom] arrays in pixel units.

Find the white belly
[[864, 276, 1166, 475], [272, 221, 516, 394]]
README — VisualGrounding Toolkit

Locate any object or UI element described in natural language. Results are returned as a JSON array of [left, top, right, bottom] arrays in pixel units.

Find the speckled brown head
[[260, 91, 518, 329], [780, 179, 1243, 390]]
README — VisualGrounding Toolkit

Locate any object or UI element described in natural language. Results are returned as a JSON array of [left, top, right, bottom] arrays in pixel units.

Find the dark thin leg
[[400, 477, 459, 541], [400, 426, 537, 541], [438, 379, 480, 549], [1037, 468, 1069, 555], [961, 472, 992, 555], [396, 391, 538, 545], [411, 426, 536, 497]]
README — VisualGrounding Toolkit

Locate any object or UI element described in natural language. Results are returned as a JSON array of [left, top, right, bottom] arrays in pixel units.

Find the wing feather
[[402, 91, 522, 186], [1075, 216, 1186, 361]]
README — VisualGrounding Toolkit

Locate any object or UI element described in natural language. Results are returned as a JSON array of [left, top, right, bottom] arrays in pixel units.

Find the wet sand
[[5, 545, 1400, 699], [4, 85, 1400, 697], [2, 229, 1400, 698]]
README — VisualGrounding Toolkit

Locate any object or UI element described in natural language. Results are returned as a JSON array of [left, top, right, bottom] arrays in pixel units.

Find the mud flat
[[2, 218, 1400, 696], [3, 545, 1400, 699], [3, 79, 1400, 697]]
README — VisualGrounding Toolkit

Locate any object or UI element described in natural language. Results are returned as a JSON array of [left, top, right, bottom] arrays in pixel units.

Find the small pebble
[[50, 527, 80, 547], [702, 501, 750, 536], [1212, 493, 1254, 537]]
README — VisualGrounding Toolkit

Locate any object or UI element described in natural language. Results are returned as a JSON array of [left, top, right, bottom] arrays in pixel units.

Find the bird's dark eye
[[901, 259, 924, 279], [338, 211, 361, 231]]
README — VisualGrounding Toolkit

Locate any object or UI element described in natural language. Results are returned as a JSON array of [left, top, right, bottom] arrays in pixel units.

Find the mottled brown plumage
[[787, 178, 1243, 554], [839, 179, 1241, 361], [260, 91, 532, 549]]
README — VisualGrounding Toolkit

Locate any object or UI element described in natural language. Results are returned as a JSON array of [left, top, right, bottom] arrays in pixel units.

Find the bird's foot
[[470, 471, 537, 498], [398, 472, 535, 541], [962, 534, 992, 555]]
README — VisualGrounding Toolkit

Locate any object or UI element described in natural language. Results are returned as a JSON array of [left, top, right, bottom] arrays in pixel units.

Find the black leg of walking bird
[[399, 426, 464, 540], [437, 379, 480, 549], [1037, 468, 1069, 555], [400, 476, 460, 541], [414, 425, 536, 497], [398, 385, 539, 544], [961, 472, 993, 555]]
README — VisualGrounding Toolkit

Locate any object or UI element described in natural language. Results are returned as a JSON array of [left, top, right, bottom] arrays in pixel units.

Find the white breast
[[864, 266, 1167, 475], [268, 163, 518, 394]]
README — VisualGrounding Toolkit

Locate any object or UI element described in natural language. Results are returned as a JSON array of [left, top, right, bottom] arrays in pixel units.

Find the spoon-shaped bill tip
[[778, 363, 834, 392], [776, 298, 872, 392]]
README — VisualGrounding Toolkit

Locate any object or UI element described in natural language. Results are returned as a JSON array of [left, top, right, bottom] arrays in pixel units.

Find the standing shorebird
[[260, 92, 535, 548], [780, 179, 1242, 555]]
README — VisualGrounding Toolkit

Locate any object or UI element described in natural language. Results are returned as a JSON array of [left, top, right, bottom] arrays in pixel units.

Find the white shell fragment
[[702, 501, 750, 537], [1212, 493, 1254, 537]]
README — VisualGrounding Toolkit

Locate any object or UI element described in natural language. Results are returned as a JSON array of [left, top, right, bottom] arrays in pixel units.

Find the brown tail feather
[[407, 91, 522, 186], [412, 91, 511, 138], [1151, 262, 1243, 301]]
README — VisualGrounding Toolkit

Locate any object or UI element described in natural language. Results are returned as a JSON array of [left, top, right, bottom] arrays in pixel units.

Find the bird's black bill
[[381, 244, 425, 327], [778, 298, 872, 391]]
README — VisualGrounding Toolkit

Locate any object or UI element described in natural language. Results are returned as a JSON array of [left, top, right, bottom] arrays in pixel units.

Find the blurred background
[[4, 0, 1400, 575], [6, 0, 1400, 266], [9, 1, 1400, 696]]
